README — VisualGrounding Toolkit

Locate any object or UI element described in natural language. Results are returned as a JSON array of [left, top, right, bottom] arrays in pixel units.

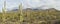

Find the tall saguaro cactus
[[19, 3, 24, 22], [2, 0, 6, 22]]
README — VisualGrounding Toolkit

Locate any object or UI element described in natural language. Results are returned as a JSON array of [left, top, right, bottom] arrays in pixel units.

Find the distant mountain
[[7, 7, 58, 13], [7, 7, 18, 12]]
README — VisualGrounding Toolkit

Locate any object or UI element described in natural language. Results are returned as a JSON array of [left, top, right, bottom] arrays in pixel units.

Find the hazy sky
[[0, 0, 60, 12]]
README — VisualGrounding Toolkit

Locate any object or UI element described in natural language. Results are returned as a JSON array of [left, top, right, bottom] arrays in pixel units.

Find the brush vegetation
[[0, 8, 60, 24], [1, 1, 60, 24]]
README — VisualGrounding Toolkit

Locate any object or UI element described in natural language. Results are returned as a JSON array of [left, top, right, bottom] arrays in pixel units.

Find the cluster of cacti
[[0, 0, 60, 24], [1, 1, 24, 24]]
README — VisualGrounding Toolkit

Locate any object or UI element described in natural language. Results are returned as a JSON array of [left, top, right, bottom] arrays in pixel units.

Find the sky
[[0, 0, 60, 12]]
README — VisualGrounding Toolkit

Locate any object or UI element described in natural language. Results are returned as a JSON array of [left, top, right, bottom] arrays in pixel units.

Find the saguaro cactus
[[2, 0, 6, 22], [19, 3, 24, 22]]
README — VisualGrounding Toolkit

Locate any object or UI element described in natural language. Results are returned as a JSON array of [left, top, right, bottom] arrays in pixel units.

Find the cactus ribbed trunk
[[2, 1, 6, 22], [19, 3, 23, 23]]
